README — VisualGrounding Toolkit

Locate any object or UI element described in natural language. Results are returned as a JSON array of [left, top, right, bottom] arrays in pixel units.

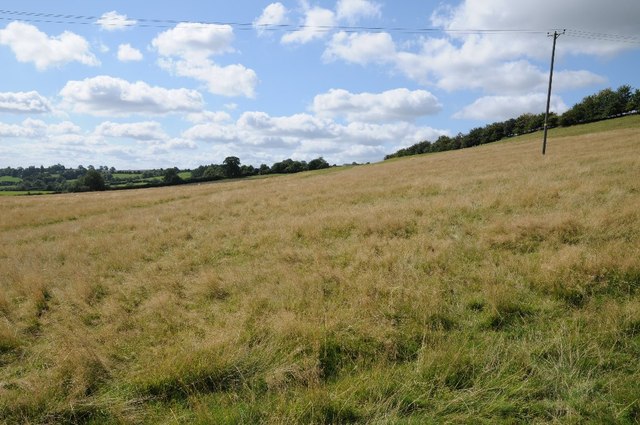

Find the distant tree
[[308, 157, 330, 170], [163, 167, 183, 185], [258, 164, 271, 175], [503, 118, 516, 137], [240, 164, 256, 177], [291, 160, 308, 173], [191, 165, 207, 179], [616, 85, 633, 114], [630, 89, 640, 111], [546, 112, 559, 128], [270, 159, 288, 174], [223, 156, 241, 178], [273, 159, 307, 174], [81, 169, 106, 191], [203, 165, 224, 179], [485, 122, 505, 142], [50, 164, 66, 174]]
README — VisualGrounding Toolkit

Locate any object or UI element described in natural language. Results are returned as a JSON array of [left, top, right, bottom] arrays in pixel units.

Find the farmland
[[0, 116, 639, 423]]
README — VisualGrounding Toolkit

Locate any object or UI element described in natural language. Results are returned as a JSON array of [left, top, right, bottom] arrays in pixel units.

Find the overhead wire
[[0, 8, 639, 43]]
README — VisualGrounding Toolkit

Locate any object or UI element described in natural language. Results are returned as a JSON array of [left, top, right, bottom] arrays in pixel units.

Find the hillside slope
[[1, 117, 639, 424]]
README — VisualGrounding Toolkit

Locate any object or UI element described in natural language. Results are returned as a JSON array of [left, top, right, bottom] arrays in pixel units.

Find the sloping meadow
[[1, 117, 639, 423]]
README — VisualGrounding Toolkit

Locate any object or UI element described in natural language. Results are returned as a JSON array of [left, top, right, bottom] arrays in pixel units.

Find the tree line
[[190, 156, 331, 181], [385, 85, 640, 160], [0, 156, 332, 193]]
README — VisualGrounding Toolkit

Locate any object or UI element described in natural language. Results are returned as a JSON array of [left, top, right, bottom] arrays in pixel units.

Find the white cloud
[[254, 3, 289, 36], [178, 109, 448, 165], [341, 121, 440, 145], [336, 0, 381, 23], [0, 119, 86, 153], [281, 6, 336, 44], [159, 58, 257, 98], [59, 75, 204, 116], [411, 0, 639, 91], [165, 138, 198, 150], [434, 0, 640, 56], [96, 11, 137, 31], [94, 121, 169, 141], [117, 44, 143, 62], [0, 118, 46, 138], [277, 0, 379, 44], [321, 0, 633, 104], [312, 88, 441, 122], [48, 121, 82, 135], [323, 31, 396, 65], [553, 70, 607, 91], [0, 122, 31, 138], [152, 23, 235, 60], [186, 110, 233, 124], [0, 91, 51, 114], [453, 94, 568, 121], [182, 123, 239, 142], [390, 34, 609, 95], [435, 60, 547, 94], [153, 23, 258, 98], [0, 22, 99, 70], [238, 111, 337, 139]]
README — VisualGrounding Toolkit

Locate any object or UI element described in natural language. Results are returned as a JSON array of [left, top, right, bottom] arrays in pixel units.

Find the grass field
[[0, 117, 639, 424], [0, 176, 22, 183]]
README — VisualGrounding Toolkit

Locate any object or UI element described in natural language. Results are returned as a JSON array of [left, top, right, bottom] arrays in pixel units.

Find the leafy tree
[[308, 157, 330, 170], [163, 167, 183, 185], [223, 156, 241, 179], [206, 166, 225, 179], [271, 159, 308, 174], [630, 89, 640, 111], [258, 164, 271, 175], [75, 169, 106, 191], [240, 164, 257, 177]]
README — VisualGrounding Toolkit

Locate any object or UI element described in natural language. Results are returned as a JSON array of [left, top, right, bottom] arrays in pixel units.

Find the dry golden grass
[[0, 116, 639, 423]]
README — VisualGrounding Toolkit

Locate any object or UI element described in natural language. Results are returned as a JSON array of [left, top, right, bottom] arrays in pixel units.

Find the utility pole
[[542, 29, 565, 155]]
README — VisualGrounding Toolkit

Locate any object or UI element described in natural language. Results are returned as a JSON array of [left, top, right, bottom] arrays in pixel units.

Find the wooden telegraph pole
[[542, 29, 565, 155]]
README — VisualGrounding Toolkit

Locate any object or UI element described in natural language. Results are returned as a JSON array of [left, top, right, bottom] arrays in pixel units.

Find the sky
[[0, 0, 638, 169]]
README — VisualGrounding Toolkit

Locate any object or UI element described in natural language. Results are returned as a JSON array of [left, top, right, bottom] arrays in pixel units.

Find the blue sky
[[0, 0, 638, 169]]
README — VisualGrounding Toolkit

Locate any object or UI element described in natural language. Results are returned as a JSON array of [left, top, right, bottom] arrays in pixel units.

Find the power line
[[565, 29, 640, 44], [0, 8, 639, 43], [0, 9, 545, 33]]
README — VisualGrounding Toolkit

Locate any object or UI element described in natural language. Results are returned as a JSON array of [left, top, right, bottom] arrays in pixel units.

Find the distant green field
[[0, 190, 54, 196], [0, 175, 22, 183], [111, 173, 144, 179], [111, 181, 151, 188]]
